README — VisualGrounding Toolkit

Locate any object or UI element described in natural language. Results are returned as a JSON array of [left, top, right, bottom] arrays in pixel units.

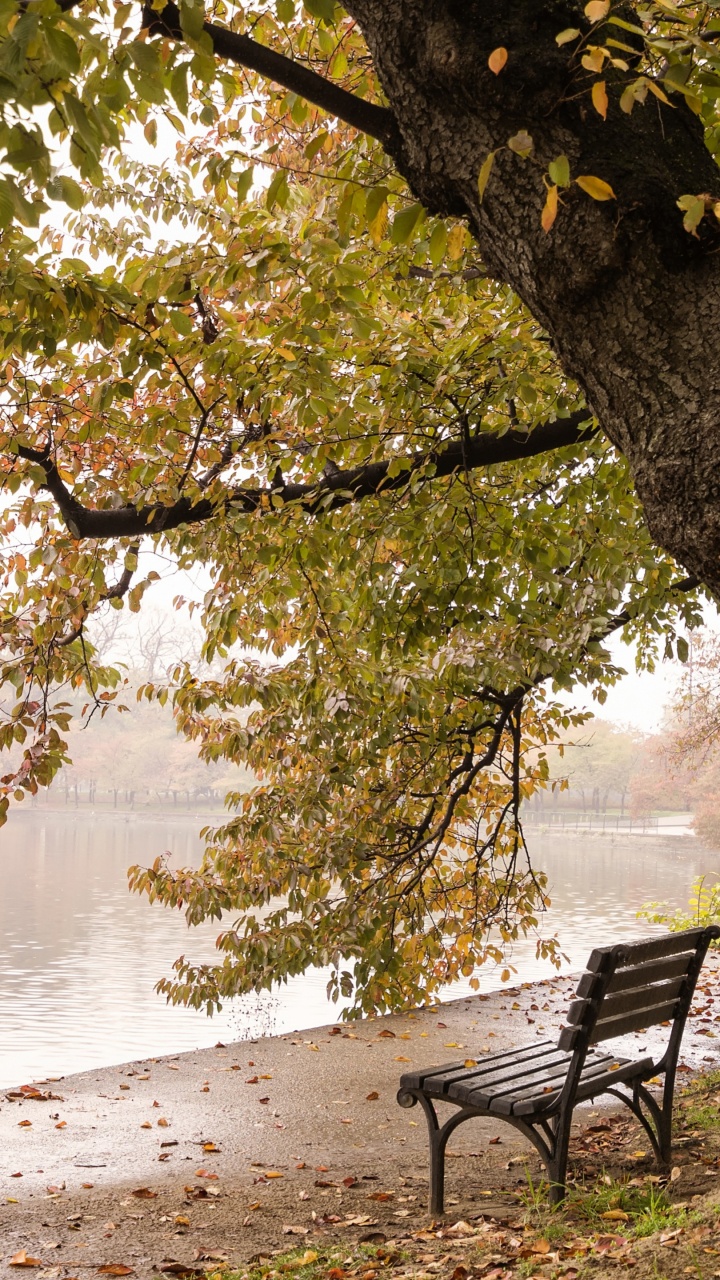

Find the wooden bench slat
[[489, 1056, 618, 1116], [398, 1060, 468, 1090], [591, 999, 680, 1042], [445, 1047, 567, 1102], [560, 998, 680, 1049], [587, 927, 709, 973], [576, 953, 691, 997], [411, 1041, 558, 1096], [511, 1055, 653, 1116], [479, 1052, 615, 1104], [453, 1053, 573, 1105], [567, 976, 686, 1025]]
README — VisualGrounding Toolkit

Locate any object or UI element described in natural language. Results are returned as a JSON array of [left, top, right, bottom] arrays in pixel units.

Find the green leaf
[[45, 25, 81, 73], [170, 62, 189, 114], [548, 155, 571, 187], [47, 174, 85, 209], [266, 168, 290, 211], [304, 0, 336, 21], [169, 309, 194, 335], [236, 167, 254, 202], [429, 222, 447, 267], [390, 201, 424, 245], [477, 150, 495, 202]]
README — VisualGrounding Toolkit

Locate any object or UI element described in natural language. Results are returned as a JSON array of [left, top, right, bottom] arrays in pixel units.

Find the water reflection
[[0, 809, 717, 1087]]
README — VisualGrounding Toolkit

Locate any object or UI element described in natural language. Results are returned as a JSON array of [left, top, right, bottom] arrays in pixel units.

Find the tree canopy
[[0, 0, 714, 1014]]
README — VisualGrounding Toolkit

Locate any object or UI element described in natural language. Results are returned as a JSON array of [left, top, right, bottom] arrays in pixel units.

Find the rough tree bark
[[347, 0, 720, 597]]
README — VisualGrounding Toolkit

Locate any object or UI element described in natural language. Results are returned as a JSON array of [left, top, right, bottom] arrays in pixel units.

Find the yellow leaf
[[645, 79, 671, 105], [601, 1209, 629, 1221], [501, 968, 511, 982], [477, 151, 495, 203], [264, 1170, 284, 1178], [582, 47, 605, 73], [576, 174, 616, 200], [585, 0, 610, 20], [542, 185, 559, 233], [592, 80, 608, 119], [630, 1150, 647, 1158], [367, 197, 388, 248], [507, 129, 533, 157], [464, 1059, 478, 1067], [447, 224, 466, 260], [488, 47, 508, 75]]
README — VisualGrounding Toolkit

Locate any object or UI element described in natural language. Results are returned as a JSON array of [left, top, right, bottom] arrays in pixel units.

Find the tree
[[551, 720, 644, 816], [0, 0, 713, 1013]]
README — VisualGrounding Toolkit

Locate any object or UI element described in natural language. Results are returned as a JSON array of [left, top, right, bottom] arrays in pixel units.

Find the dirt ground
[[3, 958, 720, 1280]]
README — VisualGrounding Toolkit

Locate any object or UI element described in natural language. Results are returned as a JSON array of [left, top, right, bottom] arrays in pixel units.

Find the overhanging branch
[[17, 412, 597, 541], [141, 1, 399, 149]]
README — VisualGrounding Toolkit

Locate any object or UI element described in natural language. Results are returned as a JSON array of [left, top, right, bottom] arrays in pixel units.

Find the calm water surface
[[0, 809, 717, 1087]]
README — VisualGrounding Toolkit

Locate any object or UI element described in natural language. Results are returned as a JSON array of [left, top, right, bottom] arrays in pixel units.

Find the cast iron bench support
[[397, 926, 720, 1214]]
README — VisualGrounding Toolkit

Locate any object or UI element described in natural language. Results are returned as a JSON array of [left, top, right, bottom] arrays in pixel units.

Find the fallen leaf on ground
[[366, 1092, 379, 1101], [9, 1251, 44, 1267], [377, 1030, 395, 1039], [194, 1169, 219, 1179], [131, 1188, 158, 1199], [97, 1268, 134, 1276], [202, 1143, 221, 1153], [601, 1209, 629, 1222]]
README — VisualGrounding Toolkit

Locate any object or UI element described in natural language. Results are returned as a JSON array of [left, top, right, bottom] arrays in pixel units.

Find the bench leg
[[546, 1115, 571, 1206], [406, 1094, 477, 1216], [606, 1083, 672, 1169]]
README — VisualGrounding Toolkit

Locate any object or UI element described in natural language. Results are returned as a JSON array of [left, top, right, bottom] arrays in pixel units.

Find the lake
[[1, 808, 717, 1088]]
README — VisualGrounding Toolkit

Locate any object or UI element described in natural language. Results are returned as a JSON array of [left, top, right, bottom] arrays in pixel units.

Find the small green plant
[[518, 1165, 553, 1217], [223, 1245, 394, 1280], [638, 875, 720, 938]]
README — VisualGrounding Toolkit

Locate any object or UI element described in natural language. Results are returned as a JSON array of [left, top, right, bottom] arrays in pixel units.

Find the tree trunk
[[349, 0, 720, 594]]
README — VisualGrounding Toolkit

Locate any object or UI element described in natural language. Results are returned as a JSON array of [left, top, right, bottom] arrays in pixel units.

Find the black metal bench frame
[[397, 926, 720, 1213]]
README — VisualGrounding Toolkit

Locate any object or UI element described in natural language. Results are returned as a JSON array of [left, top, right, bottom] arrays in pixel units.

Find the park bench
[[397, 926, 720, 1212]]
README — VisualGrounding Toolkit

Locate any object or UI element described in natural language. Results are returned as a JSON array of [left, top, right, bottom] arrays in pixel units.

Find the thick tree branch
[[17, 412, 597, 541], [141, 1, 399, 149]]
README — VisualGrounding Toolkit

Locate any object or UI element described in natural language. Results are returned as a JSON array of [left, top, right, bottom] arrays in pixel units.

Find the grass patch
[[222, 1243, 406, 1280], [521, 1170, 704, 1241]]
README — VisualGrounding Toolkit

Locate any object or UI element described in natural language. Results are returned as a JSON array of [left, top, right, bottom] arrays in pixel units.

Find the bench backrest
[[557, 926, 720, 1055]]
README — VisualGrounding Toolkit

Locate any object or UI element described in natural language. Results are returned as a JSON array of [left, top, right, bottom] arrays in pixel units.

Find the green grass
[[520, 1171, 703, 1243], [219, 1243, 406, 1280]]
